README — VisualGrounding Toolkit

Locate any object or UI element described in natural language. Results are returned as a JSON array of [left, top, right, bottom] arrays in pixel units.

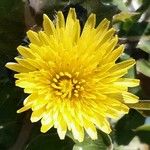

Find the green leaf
[[0, 0, 25, 62], [115, 109, 145, 145], [137, 0, 150, 13], [137, 23, 150, 54], [136, 131, 150, 144], [119, 21, 148, 37], [100, 0, 129, 12], [69, 0, 84, 4], [72, 131, 112, 150], [137, 59, 150, 77], [25, 133, 74, 150], [0, 121, 21, 150], [0, 81, 22, 123], [79, 0, 119, 23], [135, 125, 150, 131], [111, 0, 128, 11], [119, 53, 141, 96], [135, 115, 150, 144], [113, 12, 139, 23], [137, 38, 150, 54], [0, 80, 23, 149], [134, 124, 150, 144]]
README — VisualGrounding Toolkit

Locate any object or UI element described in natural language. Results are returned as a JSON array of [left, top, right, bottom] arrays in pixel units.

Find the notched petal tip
[[85, 13, 96, 29], [103, 18, 109, 22], [69, 8, 76, 16], [69, 7, 75, 11], [67, 8, 77, 21], [109, 28, 116, 34], [56, 11, 65, 28], [26, 30, 41, 45], [43, 13, 56, 35], [96, 18, 110, 32]]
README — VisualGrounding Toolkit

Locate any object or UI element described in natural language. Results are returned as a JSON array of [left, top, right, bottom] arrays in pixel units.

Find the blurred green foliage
[[0, 0, 150, 149]]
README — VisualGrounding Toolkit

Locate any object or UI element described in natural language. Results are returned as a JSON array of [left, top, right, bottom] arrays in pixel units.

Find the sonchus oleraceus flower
[[6, 8, 139, 142]]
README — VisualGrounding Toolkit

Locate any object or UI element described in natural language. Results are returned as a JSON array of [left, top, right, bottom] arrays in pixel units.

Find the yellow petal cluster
[[6, 8, 139, 142]]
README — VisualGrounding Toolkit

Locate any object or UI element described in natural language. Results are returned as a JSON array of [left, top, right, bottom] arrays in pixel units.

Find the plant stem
[[9, 113, 32, 150]]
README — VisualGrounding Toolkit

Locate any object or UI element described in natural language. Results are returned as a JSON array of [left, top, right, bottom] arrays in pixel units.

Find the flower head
[[6, 8, 139, 142]]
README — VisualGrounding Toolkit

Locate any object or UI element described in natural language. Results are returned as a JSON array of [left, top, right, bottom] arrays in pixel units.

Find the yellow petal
[[66, 8, 77, 27], [113, 104, 129, 113], [17, 104, 31, 113], [43, 14, 56, 35], [94, 117, 111, 134], [57, 114, 67, 139], [38, 31, 50, 45], [97, 62, 114, 74], [98, 28, 116, 46], [96, 18, 110, 34], [24, 59, 41, 69], [56, 11, 65, 28], [84, 13, 96, 29], [15, 57, 36, 71], [109, 59, 135, 75], [72, 20, 80, 44], [65, 8, 78, 46], [41, 111, 53, 125], [106, 45, 124, 62], [31, 107, 45, 122], [83, 118, 97, 140], [23, 93, 37, 105], [114, 78, 140, 87], [17, 46, 35, 58], [5, 63, 31, 72], [32, 98, 48, 111], [105, 101, 129, 118], [62, 107, 73, 131], [27, 30, 41, 45], [105, 107, 122, 118], [41, 121, 53, 133], [71, 122, 84, 142], [81, 13, 96, 36], [15, 80, 35, 88], [123, 92, 139, 103]]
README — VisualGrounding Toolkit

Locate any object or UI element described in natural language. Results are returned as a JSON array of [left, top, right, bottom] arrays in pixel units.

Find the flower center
[[51, 72, 85, 99]]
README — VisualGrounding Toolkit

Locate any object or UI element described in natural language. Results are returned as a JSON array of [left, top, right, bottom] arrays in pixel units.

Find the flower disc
[[6, 8, 139, 142]]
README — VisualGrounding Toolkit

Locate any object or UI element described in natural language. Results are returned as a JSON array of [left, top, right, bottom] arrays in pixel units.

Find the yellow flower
[[6, 8, 139, 142]]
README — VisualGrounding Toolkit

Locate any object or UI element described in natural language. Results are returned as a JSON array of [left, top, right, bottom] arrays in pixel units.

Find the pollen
[[51, 72, 84, 99]]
